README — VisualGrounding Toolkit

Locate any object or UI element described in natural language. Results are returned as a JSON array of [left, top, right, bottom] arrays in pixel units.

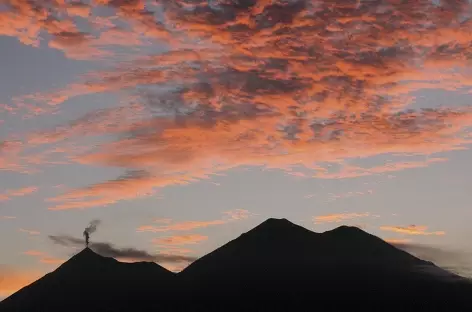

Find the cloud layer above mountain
[[2, 0, 472, 209]]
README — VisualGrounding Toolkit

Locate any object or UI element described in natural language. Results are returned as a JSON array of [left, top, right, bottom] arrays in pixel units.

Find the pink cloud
[[138, 220, 226, 233], [380, 225, 445, 236], [47, 171, 212, 210], [3, 1, 472, 210], [0, 186, 38, 202], [138, 210, 252, 233], [8, 187, 38, 197], [223, 209, 253, 220], [313, 213, 371, 224], [152, 234, 208, 246], [18, 228, 40, 236]]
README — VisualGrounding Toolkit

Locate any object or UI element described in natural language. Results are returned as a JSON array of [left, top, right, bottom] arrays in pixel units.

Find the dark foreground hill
[[1, 218, 471, 311]]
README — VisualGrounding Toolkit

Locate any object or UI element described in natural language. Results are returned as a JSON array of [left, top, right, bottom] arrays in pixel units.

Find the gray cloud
[[49, 235, 197, 264], [392, 242, 472, 279]]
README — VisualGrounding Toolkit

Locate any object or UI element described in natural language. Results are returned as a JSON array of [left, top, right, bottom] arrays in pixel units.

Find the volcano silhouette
[[0, 247, 176, 311], [1, 219, 471, 311]]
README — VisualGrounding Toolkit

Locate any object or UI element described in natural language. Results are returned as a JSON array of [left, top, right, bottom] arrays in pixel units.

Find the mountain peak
[[325, 224, 390, 245], [70, 247, 108, 261], [76, 247, 97, 255], [56, 247, 116, 274], [260, 217, 294, 227], [328, 225, 367, 235], [244, 218, 314, 239]]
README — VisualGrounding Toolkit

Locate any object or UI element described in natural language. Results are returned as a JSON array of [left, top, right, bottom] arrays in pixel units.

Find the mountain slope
[[179, 218, 472, 310], [181, 218, 425, 278], [1, 220, 471, 311], [0, 248, 176, 312]]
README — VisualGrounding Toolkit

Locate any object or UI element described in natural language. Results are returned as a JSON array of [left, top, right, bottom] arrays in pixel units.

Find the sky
[[2, 0, 472, 300]]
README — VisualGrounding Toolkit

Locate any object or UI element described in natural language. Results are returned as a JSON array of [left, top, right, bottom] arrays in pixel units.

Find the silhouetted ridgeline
[[1, 219, 471, 311]]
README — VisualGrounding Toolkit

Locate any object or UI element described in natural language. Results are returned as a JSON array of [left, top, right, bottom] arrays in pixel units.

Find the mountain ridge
[[1, 219, 471, 312], [181, 218, 429, 278]]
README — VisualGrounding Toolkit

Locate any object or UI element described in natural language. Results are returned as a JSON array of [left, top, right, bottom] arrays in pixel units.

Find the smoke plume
[[83, 219, 101, 247], [85, 220, 101, 235], [49, 235, 197, 264]]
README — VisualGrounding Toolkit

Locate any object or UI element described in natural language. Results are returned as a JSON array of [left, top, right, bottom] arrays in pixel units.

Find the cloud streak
[[138, 210, 252, 233], [138, 220, 227, 233], [18, 228, 41, 236], [0, 187, 38, 202], [48, 235, 196, 264], [314, 213, 371, 224], [152, 234, 208, 246], [380, 225, 445, 236]]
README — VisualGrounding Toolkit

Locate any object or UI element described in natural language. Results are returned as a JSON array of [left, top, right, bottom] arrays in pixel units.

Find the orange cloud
[[38, 257, 65, 265], [8, 187, 37, 197], [314, 213, 370, 224], [0, 266, 43, 297], [47, 170, 215, 210], [22, 250, 64, 265], [151, 232, 210, 265], [0, 1, 146, 60], [154, 246, 195, 272], [22, 250, 43, 257], [65, 3, 91, 18], [0, 141, 29, 173], [152, 234, 208, 246], [0, 186, 38, 202], [18, 228, 40, 236], [157, 247, 193, 256], [138, 210, 252, 233], [380, 225, 445, 236], [0, 137, 71, 173], [46, 106, 471, 208], [0, 0, 175, 64], [223, 209, 253, 220], [138, 220, 226, 233], [4, 1, 472, 209]]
